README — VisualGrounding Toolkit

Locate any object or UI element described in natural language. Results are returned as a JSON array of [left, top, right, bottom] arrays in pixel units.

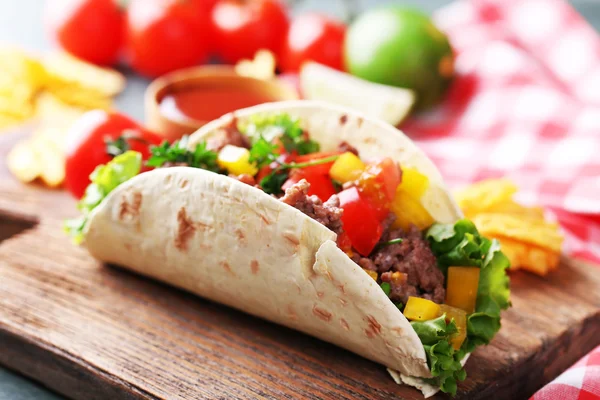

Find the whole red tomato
[[125, 0, 212, 77], [44, 0, 124, 66], [65, 110, 163, 199], [211, 0, 289, 64], [279, 13, 346, 73]]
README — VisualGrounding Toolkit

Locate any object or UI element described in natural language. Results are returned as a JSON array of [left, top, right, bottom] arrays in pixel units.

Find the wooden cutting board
[[1, 131, 599, 400]]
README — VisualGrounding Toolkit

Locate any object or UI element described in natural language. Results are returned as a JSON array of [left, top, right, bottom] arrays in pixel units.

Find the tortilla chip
[[472, 213, 563, 253], [492, 235, 559, 276], [455, 178, 517, 215], [43, 52, 125, 97]]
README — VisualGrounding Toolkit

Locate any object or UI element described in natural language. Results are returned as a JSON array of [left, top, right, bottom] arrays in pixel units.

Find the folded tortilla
[[84, 101, 464, 396]]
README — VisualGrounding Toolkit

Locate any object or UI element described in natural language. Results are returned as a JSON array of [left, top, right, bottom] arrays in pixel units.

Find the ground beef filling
[[337, 141, 359, 156], [206, 121, 250, 152], [279, 179, 344, 236], [352, 214, 445, 304], [162, 138, 444, 304]]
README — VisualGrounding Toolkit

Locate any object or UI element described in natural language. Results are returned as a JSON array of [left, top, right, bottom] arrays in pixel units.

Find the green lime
[[344, 7, 454, 110]]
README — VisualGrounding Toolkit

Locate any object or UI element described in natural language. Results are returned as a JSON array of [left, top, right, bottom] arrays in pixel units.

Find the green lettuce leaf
[[64, 151, 142, 244], [411, 316, 465, 396], [417, 219, 511, 395]]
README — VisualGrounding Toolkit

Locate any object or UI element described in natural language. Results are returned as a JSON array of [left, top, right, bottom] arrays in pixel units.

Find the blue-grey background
[[0, 0, 598, 398]]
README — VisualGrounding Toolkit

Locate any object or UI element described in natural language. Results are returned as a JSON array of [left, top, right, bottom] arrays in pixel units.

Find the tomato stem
[[115, 0, 131, 11], [340, 0, 359, 23]]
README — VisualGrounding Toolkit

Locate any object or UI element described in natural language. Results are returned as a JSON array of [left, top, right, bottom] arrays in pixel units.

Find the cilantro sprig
[[248, 136, 279, 169], [146, 136, 223, 173], [104, 131, 149, 158], [241, 113, 320, 156], [241, 113, 326, 194]]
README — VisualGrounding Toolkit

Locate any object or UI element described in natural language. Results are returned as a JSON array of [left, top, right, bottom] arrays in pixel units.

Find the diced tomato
[[293, 151, 341, 175], [356, 157, 402, 221], [283, 170, 336, 202], [368, 158, 402, 201], [336, 231, 352, 253], [256, 153, 294, 183], [358, 173, 390, 221], [337, 187, 383, 256]]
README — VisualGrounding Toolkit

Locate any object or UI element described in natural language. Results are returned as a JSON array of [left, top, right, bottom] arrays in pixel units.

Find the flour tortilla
[[84, 101, 464, 397]]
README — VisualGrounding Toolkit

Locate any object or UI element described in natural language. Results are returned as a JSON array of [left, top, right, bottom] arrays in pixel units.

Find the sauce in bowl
[[145, 65, 299, 142], [159, 86, 277, 124]]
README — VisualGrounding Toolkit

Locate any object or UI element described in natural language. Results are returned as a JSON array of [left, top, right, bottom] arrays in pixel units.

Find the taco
[[66, 101, 510, 397]]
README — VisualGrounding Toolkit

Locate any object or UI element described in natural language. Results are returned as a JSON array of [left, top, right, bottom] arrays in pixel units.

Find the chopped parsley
[[241, 113, 320, 157], [104, 132, 148, 158], [248, 135, 279, 169], [146, 136, 222, 173], [380, 282, 391, 296]]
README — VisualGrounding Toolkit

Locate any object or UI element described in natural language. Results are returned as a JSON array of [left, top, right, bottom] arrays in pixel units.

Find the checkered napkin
[[402, 0, 600, 397], [402, 0, 600, 263]]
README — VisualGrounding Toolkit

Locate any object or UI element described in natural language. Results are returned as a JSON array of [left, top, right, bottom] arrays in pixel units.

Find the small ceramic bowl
[[145, 65, 299, 142]]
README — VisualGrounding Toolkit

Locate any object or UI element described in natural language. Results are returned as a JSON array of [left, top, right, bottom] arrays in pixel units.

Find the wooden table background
[[2, 0, 600, 399]]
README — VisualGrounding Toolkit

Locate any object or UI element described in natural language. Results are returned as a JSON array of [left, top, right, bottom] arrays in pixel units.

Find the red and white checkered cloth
[[401, 0, 600, 398]]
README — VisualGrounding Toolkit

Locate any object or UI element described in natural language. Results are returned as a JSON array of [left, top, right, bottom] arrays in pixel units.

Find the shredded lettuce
[[409, 219, 511, 396], [64, 151, 142, 244]]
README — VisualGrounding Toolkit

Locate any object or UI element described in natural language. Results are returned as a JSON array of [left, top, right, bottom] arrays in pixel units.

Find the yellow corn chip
[[34, 92, 86, 127], [481, 199, 545, 221], [6, 140, 41, 183], [47, 84, 113, 110], [492, 236, 560, 276], [0, 112, 23, 129], [456, 178, 564, 277], [455, 178, 518, 215], [0, 48, 47, 89], [32, 138, 65, 187], [472, 213, 563, 253], [43, 52, 125, 97]]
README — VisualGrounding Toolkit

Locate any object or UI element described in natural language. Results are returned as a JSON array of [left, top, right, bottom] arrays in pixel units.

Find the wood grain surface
[[1, 131, 600, 399]]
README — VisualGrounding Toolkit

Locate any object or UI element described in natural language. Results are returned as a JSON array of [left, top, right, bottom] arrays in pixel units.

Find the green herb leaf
[[240, 113, 320, 156], [248, 135, 278, 169], [105, 135, 130, 157], [104, 133, 150, 158], [260, 170, 289, 195], [64, 151, 142, 244], [380, 282, 391, 296], [146, 136, 222, 173], [332, 179, 343, 192]]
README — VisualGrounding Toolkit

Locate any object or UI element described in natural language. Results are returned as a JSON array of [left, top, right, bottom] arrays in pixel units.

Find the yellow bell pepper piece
[[440, 304, 467, 350], [217, 145, 258, 176], [445, 267, 480, 314], [390, 188, 435, 231], [403, 297, 442, 321], [329, 152, 365, 183], [399, 167, 429, 199]]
